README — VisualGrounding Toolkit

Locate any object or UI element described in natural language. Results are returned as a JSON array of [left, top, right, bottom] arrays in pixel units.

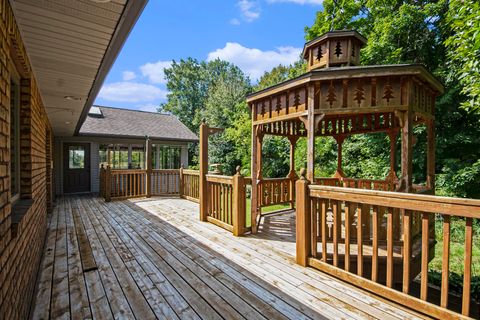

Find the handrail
[[181, 169, 200, 201], [309, 185, 480, 218], [297, 181, 479, 319], [183, 169, 200, 175], [204, 172, 248, 236], [206, 174, 233, 185]]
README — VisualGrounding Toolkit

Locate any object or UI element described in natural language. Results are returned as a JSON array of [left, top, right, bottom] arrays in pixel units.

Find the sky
[[94, 0, 323, 112]]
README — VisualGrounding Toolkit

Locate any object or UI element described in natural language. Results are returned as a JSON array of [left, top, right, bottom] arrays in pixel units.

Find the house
[[54, 106, 197, 194], [0, 1, 148, 318]]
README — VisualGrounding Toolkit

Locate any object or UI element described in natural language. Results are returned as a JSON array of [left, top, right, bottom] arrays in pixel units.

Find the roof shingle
[[79, 106, 198, 142]]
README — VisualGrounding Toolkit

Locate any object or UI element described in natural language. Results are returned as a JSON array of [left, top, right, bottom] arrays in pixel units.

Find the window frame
[[10, 64, 21, 203]]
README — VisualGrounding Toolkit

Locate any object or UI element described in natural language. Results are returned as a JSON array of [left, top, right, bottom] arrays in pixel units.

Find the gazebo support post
[[426, 118, 435, 192], [306, 84, 316, 182], [387, 129, 399, 184], [287, 136, 299, 209], [146, 138, 152, 198], [399, 109, 413, 193], [333, 135, 346, 179], [251, 125, 263, 233], [199, 122, 208, 221]]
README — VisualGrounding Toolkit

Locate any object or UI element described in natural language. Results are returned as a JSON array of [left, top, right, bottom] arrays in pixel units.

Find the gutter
[[74, 0, 148, 135]]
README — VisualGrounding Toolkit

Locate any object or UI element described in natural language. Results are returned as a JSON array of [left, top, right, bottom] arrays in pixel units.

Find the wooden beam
[[295, 170, 311, 266], [145, 139, 152, 198], [333, 135, 346, 178], [426, 118, 435, 191], [199, 122, 208, 221], [288, 136, 299, 209], [306, 84, 316, 182], [387, 129, 399, 182], [232, 167, 246, 236], [399, 109, 413, 192], [251, 125, 259, 233]]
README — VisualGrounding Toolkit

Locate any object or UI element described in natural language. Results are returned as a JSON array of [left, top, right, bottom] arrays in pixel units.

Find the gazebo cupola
[[303, 30, 367, 71]]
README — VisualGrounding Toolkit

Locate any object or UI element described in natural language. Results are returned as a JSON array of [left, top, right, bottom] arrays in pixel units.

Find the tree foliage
[[301, 0, 480, 198], [160, 0, 480, 197], [445, 0, 480, 113]]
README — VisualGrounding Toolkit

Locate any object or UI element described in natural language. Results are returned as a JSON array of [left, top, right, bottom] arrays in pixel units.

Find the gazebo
[[247, 30, 443, 280]]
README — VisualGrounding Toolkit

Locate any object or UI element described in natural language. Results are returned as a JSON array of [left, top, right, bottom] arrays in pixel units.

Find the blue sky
[[95, 0, 322, 112]]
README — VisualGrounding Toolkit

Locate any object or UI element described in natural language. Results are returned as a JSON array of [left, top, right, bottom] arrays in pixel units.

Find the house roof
[[79, 106, 198, 142]]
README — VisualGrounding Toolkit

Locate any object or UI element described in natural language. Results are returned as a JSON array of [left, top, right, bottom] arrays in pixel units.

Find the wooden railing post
[[105, 165, 111, 202], [287, 136, 298, 209], [232, 166, 246, 236], [146, 138, 152, 198], [296, 168, 311, 267], [99, 164, 105, 198], [179, 164, 184, 198], [199, 121, 208, 221]]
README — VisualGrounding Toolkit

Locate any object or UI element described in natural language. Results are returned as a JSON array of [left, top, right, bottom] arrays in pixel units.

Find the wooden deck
[[31, 195, 430, 320]]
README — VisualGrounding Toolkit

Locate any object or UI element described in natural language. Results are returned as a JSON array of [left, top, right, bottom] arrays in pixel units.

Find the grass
[[245, 198, 290, 227], [428, 217, 480, 301]]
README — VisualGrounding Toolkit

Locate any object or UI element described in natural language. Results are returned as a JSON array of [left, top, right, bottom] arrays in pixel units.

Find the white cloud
[[207, 42, 302, 80], [140, 60, 172, 84], [230, 18, 241, 25], [98, 82, 167, 103], [137, 103, 160, 112], [238, 0, 260, 22], [122, 70, 136, 81], [266, 0, 323, 4]]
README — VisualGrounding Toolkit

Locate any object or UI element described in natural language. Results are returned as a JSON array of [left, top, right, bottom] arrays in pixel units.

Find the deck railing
[[100, 166, 185, 201], [204, 171, 249, 236], [108, 169, 147, 200], [181, 169, 200, 202], [296, 177, 480, 319], [258, 177, 295, 208], [151, 169, 180, 195]]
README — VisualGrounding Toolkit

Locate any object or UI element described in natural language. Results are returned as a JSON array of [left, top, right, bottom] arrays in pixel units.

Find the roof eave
[[246, 64, 444, 103], [78, 132, 199, 143], [74, 0, 148, 135]]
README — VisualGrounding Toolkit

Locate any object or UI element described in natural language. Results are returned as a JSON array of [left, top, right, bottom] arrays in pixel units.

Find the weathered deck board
[[32, 195, 429, 320], [139, 200, 421, 320]]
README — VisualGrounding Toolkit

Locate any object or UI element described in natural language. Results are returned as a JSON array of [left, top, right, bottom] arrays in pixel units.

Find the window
[[131, 144, 145, 169], [10, 72, 21, 201], [98, 144, 132, 169], [153, 145, 181, 169], [68, 146, 85, 169], [99, 144, 181, 170]]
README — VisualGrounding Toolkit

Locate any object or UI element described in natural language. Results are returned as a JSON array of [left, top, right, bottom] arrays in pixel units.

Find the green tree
[[202, 63, 252, 174], [303, 0, 480, 197], [445, 0, 480, 113], [161, 58, 209, 133]]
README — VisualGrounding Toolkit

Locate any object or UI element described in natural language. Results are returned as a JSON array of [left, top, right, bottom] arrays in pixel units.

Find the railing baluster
[[333, 200, 339, 267], [387, 207, 394, 288], [357, 204, 363, 277], [440, 215, 450, 308], [321, 199, 327, 262], [420, 212, 430, 300], [222, 184, 226, 223], [311, 198, 317, 258], [372, 205, 379, 282], [344, 201, 351, 272], [462, 217, 473, 316], [403, 209, 412, 294]]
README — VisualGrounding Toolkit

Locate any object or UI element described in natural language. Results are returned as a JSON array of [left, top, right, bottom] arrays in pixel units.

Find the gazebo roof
[[247, 64, 444, 102]]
